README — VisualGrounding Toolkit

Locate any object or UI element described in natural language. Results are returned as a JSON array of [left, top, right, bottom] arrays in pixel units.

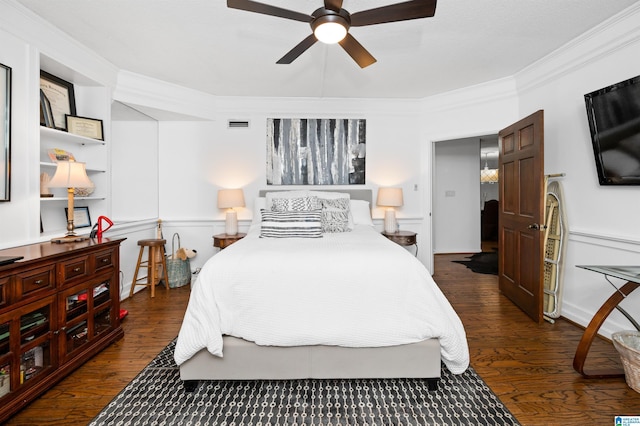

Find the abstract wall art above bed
[[267, 118, 366, 185]]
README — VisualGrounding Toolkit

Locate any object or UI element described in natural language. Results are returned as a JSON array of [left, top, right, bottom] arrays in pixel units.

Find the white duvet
[[174, 225, 469, 374]]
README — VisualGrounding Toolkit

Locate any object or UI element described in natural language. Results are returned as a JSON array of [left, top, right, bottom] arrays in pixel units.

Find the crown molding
[[419, 76, 518, 114], [113, 70, 218, 120], [516, 3, 640, 94], [1, 0, 118, 88]]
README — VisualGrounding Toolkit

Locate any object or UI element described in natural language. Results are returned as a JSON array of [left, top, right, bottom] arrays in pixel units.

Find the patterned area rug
[[90, 340, 519, 425]]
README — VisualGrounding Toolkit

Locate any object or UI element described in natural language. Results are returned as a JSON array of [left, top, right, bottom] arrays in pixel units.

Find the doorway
[[432, 134, 498, 256], [480, 137, 499, 252]]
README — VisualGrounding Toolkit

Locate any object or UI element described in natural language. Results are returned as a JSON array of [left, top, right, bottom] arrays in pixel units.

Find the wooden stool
[[130, 239, 169, 298]]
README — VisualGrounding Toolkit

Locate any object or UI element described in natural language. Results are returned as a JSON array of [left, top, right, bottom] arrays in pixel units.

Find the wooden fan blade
[[324, 0, 343, 12], [227, 0, 311, 23], [338, 33, 376, 68], [276, 34, 318, 64], [350, 0, 437, 27]]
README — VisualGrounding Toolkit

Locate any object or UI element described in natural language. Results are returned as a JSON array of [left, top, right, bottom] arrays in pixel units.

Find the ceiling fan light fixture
[[314, 21, 347, 44], [312, 13, 349, 44]]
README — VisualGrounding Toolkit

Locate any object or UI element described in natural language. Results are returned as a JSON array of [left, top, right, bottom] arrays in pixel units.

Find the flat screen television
[[584, 74, 640, 185]]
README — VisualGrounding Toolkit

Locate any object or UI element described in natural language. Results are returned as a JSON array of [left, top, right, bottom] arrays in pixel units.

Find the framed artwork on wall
[[0, 62, 11, 202], [266, 118, 366, 185]]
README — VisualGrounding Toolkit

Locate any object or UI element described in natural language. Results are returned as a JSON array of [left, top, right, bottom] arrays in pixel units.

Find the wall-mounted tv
[[584, 75, 640, 185]]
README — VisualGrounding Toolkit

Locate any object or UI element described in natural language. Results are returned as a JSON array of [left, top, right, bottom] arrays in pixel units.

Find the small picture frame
[[65, 115, 104, 141], [40, 71, 76, 131], [65, 206, 91, 228]]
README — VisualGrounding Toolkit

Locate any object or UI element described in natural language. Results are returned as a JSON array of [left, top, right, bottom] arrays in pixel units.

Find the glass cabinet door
[[0, 319, 10, 399], [61, 277, 113, 360], [19, 303, 53, 386], [0, 320, 8, 357], [20, 342, 50, 384], [94, 307, 111, 337], [65, 288, 89, 354]]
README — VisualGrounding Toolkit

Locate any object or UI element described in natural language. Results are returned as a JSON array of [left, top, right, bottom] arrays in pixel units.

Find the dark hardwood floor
[[5, 253, 640, 425]]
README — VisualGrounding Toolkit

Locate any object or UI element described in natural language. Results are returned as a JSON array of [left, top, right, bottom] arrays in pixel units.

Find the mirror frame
[[0, 62, 11, 202]]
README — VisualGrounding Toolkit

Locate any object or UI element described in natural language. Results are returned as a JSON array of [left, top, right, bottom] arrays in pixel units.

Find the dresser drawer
[[59, 256, 90, 286], [16, 265, 56, 300], [92, 249, 114, 274]]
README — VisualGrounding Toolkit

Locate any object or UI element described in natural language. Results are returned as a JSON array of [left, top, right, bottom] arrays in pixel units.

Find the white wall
[[514, 6, 640, 335], [0, 26, 36, 246], [111, 120, 160, 221], [433, 138, 481, 253], [142, 97, 430, 269]]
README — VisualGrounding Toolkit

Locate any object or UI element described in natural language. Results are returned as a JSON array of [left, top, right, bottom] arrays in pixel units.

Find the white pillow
[[251, 197, 267, 227], [350, 200, 374, 226]]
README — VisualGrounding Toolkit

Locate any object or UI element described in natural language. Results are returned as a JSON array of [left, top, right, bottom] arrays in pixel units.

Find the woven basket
[[166, 233, 191, 288], [612, 330, 640, 393]]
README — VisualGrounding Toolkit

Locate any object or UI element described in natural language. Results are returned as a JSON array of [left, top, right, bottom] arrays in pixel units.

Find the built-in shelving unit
[[39, 56, 111, 238]]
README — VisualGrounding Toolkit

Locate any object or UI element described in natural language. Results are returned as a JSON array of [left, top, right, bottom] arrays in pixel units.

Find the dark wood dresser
[[0, 238, 125, 423]]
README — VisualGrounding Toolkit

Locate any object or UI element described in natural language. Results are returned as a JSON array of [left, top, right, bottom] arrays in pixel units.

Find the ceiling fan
[[227, 0, 437, 68]]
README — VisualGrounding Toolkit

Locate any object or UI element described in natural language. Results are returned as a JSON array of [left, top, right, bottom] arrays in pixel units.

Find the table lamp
[[377, 187, 403, 233], [47, 160, 94, 243], [217, 188, 245, 235]]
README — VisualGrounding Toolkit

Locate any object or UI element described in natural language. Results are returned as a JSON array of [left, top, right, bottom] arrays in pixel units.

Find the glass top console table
[[573, 265, 640, 378]]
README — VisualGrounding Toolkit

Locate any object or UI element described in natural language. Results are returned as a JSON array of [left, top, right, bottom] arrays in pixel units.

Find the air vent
[[228, 120, 250, 129]]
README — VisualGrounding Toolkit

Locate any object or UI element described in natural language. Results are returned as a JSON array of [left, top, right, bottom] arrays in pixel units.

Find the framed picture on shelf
[[40, 70, 76, 131], [64, 206, 91, 228], [65, 115, 104, 141]]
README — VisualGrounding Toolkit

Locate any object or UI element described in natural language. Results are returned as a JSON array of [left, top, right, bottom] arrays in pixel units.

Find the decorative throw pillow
[[309, 191, 354, 229], [265, 191, 309, 212], [319, 198, 351, 233], [260, 209, 323, 238], [271, 196, 320, 212]]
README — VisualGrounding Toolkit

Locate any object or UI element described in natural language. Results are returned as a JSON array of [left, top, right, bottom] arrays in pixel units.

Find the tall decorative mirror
[[0, 62, 11, 201]]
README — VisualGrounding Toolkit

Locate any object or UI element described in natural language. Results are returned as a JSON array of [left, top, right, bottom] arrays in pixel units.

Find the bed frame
[[179, 189, 442, 391]]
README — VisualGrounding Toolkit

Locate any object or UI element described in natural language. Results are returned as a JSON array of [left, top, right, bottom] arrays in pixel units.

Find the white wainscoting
[[561, 229, 640, 339]]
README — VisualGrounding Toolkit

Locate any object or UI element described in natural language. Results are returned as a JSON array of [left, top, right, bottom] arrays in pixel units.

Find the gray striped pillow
[[260, 209, 323, 238]]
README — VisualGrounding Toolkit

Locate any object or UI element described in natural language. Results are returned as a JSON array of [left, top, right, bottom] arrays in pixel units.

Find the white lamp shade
[[376, 187, 404, 207], [217, 188, 245, 209], [48, 161, 93, 188]]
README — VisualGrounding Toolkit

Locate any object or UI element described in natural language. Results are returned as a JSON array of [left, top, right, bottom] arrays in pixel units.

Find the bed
[[175, 189, 469, 391]]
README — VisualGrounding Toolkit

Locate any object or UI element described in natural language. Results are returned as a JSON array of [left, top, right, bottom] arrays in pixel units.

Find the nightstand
[[382, 230, 418, 256], [213, 233, 246, 250]]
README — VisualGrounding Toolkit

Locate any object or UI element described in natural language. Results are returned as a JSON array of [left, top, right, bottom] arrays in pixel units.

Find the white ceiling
[[16, 0, 640, 99]]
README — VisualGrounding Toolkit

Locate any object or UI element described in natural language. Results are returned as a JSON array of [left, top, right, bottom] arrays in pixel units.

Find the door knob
[[528, 223, 540, 230]]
